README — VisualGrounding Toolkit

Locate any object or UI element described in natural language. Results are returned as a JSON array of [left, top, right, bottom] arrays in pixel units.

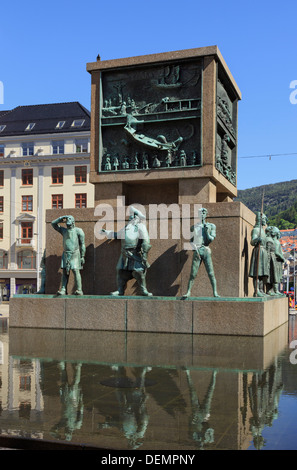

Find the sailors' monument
[[10, 46, 288, 336]]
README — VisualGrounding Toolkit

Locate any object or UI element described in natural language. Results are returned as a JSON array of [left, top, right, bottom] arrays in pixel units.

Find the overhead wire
[[239, 152, 297, 159]]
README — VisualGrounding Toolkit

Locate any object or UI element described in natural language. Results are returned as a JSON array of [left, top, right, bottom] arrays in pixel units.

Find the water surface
[[0, 315, 296, 450]]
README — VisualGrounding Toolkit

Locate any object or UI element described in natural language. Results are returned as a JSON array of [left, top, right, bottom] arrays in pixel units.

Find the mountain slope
[[236, 179, 297, 228]]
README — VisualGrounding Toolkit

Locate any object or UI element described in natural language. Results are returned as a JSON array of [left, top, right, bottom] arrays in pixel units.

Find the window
[[0, 145, 4, 157], [75, 166, 87, 183], [0, 170, 3, 186], [52, 194, 63, 209], [25, 123, 35, 131], [56, 121, 65, 129], [22, 168, 33, 185], [75, 193, 87, 208], [52, 140, 64, 155], [22, 195, 33, 212], [17, 250, 36, 269], [19, 375, 31, 391], [51, 167, 63, 184], [75, 139, 88, 153], [0, 125, 6, 132], [22, 142, 34, 156], [20, 222, 33, 244], [0, 197, 3, 212], [71, 119, 85, 128], [0, 224, 3, 240]]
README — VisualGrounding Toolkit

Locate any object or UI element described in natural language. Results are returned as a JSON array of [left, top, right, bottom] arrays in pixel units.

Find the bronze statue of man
[[183, 207, 219, 298], [101, 207, 152, 296], [270, 226, 285, 295], [249, 212, 268, 297], [52, 215, 86, 295], [265, 225, 279, 295]]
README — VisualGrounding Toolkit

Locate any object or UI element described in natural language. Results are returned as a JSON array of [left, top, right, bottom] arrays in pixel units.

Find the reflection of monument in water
[[10, 46, 288, 336], [2, 323, 289, 450]]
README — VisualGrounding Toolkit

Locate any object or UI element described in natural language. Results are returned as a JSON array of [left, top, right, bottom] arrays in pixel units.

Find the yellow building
[[0, 102, 94, 297]]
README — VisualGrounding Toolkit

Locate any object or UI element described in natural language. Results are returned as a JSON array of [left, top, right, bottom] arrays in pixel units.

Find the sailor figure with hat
[[101, 206, 152, 296]]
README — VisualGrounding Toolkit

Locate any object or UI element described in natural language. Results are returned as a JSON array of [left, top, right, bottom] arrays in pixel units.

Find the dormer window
[[0, 125, 6, 132], [56, 121, 65, 129], [25, 123, 35, 131], [71, 119, 85, 128]]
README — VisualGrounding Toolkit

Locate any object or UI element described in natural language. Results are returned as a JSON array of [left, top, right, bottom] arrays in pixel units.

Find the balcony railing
[[16, 238, 35, 248]]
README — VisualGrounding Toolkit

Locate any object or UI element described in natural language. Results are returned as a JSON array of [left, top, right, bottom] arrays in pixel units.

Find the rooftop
[[0, 102, 90, 137], [280, 229, 297, 255]]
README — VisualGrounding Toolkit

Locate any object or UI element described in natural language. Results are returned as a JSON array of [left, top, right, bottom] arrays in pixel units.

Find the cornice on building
[[0, 153, 90, 167]]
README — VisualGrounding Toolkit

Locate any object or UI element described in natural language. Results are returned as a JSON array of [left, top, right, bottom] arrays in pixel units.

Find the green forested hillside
[[236, 180, 297, 229]]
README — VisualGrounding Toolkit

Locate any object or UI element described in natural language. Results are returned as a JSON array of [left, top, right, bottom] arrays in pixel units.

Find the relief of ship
[[151, 65, 182, 89], [124, 114, 183, 151]]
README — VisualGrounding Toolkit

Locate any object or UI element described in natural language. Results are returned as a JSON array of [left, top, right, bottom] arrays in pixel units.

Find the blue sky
[[1, 0, 297, 190]]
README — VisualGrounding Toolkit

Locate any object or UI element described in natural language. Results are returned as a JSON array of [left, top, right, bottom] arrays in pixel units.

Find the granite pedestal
[[10, 294, 288, 337]]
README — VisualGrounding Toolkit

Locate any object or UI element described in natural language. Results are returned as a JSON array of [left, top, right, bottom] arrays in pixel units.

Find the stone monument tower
[[87, 46, 239, 205]]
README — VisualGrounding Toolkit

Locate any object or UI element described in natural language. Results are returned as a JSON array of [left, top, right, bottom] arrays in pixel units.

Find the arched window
[[17, 250, 36, 269], [0, 250, 7, 269]]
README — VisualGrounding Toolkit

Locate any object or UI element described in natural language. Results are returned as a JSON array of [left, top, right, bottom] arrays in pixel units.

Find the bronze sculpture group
[[48, 207, 285, 299], [249, 212, 285, 297]]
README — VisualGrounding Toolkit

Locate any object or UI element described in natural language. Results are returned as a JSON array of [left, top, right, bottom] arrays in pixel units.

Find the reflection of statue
[[185, 369, 217, 449], [50, 361, 84, 441], [37, 249, 46, 294], [101, 207, 152, 296], [249, 212, 268, 297], [183, 207, 219, 298], [99, 366, 150, 449], [51, 215, 86, 295], [245, 358, 283, 449]]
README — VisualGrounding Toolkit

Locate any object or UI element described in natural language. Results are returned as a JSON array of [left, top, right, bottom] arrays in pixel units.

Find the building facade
[[0, 102, 94, 298]]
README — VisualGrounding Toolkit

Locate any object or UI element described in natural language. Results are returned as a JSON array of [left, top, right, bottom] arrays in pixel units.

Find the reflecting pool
[[0, 315, 296, 450]]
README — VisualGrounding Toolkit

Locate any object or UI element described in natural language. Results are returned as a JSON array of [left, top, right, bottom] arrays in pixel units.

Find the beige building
[[0, 102, 94, 297]]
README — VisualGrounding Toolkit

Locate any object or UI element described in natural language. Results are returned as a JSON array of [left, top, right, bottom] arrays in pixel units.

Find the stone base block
[[10, 294, 288, 337]]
